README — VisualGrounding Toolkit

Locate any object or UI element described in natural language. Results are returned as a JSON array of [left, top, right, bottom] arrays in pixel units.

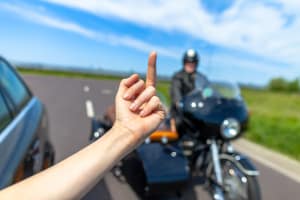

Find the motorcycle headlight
[[220, 118, 240, 139]]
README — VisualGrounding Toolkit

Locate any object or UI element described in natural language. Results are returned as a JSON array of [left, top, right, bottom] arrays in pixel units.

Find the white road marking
[[85, 100, 95, 118], [101, 89, 112, 95], [83, 85, 90, 92]]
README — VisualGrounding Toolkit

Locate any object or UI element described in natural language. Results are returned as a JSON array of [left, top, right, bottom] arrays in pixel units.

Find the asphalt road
[[23, 75, 300, 200]]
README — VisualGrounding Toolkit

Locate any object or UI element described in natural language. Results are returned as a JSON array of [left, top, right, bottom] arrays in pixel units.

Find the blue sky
[[0, 0, 299, 85]]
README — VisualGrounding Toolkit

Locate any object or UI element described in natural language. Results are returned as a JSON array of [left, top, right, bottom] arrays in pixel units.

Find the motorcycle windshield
[[194, 74, 241, 100]]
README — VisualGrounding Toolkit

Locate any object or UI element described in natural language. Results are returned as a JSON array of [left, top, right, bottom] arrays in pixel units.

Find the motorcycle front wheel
[[207, 158, 261, 200]]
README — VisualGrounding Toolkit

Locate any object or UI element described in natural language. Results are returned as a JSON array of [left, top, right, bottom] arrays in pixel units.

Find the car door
[[0, 57, 45, 188]]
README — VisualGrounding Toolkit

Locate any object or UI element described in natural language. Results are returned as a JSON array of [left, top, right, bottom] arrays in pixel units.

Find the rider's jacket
[[170, 70, 208, 118]]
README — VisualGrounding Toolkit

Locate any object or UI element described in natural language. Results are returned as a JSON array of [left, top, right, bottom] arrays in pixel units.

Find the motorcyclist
[[170, 49, 209, 134]]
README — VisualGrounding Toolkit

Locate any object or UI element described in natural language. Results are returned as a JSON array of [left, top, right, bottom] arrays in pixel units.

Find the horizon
[[13, 60, 266, 88]]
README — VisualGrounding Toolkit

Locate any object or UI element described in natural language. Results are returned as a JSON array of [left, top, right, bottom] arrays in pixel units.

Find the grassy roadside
[[19, 68, 300, 161], [17, 68, 123, 80], [242, 89, 300, 161]]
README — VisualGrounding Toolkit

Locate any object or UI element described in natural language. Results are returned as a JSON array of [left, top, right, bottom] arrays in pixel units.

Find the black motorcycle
[[90, 76, 261, 200], [177, 75, 261, 200]]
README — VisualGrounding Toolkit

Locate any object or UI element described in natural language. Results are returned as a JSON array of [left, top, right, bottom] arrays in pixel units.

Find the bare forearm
[[0, 124, 136, 200], [0, 52, 163, 200]]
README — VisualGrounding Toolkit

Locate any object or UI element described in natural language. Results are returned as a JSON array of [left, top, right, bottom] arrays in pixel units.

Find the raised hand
[[0, 52, 165, 200], [114, 52, 166, 143]]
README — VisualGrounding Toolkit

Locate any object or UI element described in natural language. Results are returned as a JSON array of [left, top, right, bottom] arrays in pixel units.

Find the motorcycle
[[90, 75, 261, 200]]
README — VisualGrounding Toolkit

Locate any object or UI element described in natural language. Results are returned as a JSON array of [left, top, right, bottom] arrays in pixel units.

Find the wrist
[[112, 121, 134, 136], [111, 121, 140, 148]]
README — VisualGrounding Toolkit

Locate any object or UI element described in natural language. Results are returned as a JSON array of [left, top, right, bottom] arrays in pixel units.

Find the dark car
[[0, 56, 55, 189]]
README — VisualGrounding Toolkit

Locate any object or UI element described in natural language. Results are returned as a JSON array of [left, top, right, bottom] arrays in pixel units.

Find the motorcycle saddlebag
[[137, 143, 189, 193]]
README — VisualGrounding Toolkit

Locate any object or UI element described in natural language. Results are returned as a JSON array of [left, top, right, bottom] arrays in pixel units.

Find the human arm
[[0, 51, 165, 200]]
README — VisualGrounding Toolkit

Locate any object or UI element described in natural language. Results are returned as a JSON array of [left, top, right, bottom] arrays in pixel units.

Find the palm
[[116, 97, 162, 138]]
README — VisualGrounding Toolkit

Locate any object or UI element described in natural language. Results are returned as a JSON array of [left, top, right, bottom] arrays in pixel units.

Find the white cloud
[[43, 0, 300, 68], [0, 1, 298, 84], [0, 3, 179, 58], [0, 3, 97, 38]]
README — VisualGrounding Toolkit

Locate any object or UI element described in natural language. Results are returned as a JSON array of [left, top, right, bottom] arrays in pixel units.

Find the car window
[[0, 59, 31, 112], [0, 92, 12, 131]]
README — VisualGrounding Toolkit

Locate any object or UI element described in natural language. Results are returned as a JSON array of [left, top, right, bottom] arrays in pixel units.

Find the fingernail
[[130, 102, 137, 110], [140, 110, 146, 117]]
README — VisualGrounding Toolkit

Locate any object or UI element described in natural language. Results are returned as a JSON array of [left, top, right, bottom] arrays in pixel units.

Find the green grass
[[242, 89, 300, 161], [17, 68, 123, 80], [19, 68, 300, 160], [157, 82, 171, 105]]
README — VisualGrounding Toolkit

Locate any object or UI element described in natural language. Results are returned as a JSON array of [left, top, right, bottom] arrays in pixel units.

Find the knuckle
[[152, 96, 160, 104], [151, 98, 159, 105], [126, 89, 133, 96], [147, 86, 156, 94], [153, 95, 160, 101], [138, 80, 145, 88], [139, 79, 145, 85], [121, 79, 127, 85]]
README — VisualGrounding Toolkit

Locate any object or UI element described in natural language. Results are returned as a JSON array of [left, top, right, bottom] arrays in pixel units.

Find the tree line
[[268, 77, 300, 92]]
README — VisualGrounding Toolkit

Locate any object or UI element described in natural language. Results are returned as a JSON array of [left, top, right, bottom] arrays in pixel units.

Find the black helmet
[[183, 49, 199, 65]]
